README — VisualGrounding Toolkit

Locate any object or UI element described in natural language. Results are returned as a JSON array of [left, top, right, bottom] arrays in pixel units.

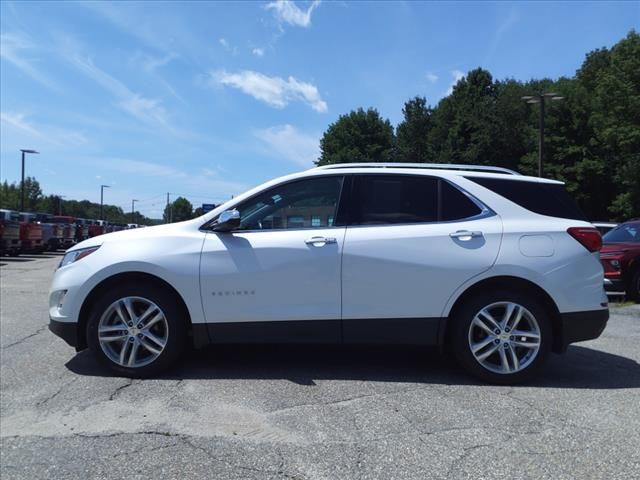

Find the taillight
[[567, 227, 602, 252]]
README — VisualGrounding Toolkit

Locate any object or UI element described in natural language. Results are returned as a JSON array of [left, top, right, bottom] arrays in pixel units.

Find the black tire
[[628, 269, 640, 303], [87, 282, 188, 378], [451, 289, 552, 385]]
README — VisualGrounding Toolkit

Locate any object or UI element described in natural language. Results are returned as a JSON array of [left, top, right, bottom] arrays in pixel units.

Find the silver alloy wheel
[[98, 296, 169, 368], [468, 301, 541, 375]]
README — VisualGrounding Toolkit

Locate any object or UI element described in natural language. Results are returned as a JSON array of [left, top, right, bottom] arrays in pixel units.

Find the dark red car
[[600, 219, 640, 301]]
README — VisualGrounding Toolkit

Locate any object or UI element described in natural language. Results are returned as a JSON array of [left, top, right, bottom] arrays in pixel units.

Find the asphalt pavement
[[1, 254, 639, 479]]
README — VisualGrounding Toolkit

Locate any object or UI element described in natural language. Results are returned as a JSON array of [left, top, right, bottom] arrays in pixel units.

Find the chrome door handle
[[449, 230, 483, 240], [305, 236, 337, 246]]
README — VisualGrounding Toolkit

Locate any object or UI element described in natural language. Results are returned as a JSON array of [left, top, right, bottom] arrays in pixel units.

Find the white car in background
[[49, 163, 608, 383]]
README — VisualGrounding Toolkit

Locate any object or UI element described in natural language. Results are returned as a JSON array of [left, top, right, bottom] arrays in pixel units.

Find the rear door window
[[349, 175, 483, 225]]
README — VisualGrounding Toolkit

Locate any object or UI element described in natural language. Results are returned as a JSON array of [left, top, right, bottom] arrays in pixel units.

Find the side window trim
[[439, 178, 495, 221]]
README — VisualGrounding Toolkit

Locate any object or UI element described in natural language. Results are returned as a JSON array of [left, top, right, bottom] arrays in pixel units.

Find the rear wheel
[[452, 290, 551, 384], [87, 283, 187, 377]]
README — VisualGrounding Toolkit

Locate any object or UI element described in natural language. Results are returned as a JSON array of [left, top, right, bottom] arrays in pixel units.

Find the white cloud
[[252, 47, 265, 57], [212, 69, 327, 112], [53, 35, 180, 132], [0, 32, 60, 92], [141, 53, 176, 72], [119, 95, 169, 127], [255, 124, 320, 167], [72, 55, 169, 126], [425, 72, 439, 84], [1, 111, 88, 147], [265, 0, 321, 28], [95, 158, 249, 203], [218, 37, 238, 55], [446, 70, 465, 96]]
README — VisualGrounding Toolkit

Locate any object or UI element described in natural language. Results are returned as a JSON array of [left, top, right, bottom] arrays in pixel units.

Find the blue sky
[[1, 1, 638, 218]]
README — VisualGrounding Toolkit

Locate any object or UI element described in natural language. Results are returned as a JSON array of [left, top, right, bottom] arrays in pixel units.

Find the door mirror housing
[[213, 209, 240, 232]]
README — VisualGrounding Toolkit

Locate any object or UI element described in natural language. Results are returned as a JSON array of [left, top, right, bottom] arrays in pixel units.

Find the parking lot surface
[[1, 255, 639, 479]]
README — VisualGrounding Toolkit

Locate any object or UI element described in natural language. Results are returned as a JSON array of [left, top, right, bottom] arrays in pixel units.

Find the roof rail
[[313, 163, 520, 175]]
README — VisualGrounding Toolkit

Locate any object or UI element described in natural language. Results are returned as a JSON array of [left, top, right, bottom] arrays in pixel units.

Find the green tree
[[164, 197, 193, 223], [430, 68, 500, 165], [396, 96, 434, 163], [589, 31, 640, 218], [0, 180, 19, 209], [316, 108, 396, 166], [0, 177, 42, 211]]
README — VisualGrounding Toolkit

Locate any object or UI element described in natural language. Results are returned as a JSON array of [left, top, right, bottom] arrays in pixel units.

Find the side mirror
[[213, 209, 240, 232]]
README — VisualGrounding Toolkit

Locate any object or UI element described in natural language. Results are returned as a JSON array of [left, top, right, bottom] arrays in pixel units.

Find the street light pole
[[131, 199, 138, 224], [522, 93, 563, 178], [20, 149, 39, 211], [538, 96, 545, 178], [58, 195, 66, 215], [100, 185, 111, 220]]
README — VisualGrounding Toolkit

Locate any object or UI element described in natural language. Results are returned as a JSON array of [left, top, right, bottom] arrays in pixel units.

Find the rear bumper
[[557, 308, 609, 352], [49, 318, 78, 348]]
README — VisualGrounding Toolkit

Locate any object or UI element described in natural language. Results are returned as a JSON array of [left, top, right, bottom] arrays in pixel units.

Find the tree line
[[0, 176, 216, 224], [0, 176, 211, 224], [317, 31, 639, 221]]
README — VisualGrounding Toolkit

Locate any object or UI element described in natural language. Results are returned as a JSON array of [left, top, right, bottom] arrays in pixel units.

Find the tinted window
[[351, 175, 438, 225], [466, 177, 587, 221], [603, 222, 640, 243], [236, 176, 343, 230], [440, 180, 482, 221]]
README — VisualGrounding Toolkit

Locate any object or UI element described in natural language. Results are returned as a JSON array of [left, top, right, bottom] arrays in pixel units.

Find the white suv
[[48, 164, 608, 383]]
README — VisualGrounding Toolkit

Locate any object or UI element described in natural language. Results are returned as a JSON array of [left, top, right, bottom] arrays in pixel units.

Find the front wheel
[[87, 283, 187, 377], [452, 291, 552, 384]]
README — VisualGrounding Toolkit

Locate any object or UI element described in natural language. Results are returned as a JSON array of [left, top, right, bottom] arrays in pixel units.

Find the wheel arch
[[440, 275, 565, 353], [76, 271, 201, 351]]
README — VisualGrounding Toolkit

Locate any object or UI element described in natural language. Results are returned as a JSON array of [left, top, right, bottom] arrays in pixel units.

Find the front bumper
[[604, 277, 625, 293], [556, 308, 609, 353], [49, 318, 78, 348]]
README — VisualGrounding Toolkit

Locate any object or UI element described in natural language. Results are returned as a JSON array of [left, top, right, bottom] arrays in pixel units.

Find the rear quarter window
[[466, 177, 587, 221]]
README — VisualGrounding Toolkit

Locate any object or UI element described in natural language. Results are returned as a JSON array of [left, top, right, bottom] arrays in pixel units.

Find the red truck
[[75, 218, 90, 242], [0, 209, 22, 256], [18, 213, 45, 253], [600, 219, 640, 302], [52, 216, 77, 249], [88, 219, 107, 238]]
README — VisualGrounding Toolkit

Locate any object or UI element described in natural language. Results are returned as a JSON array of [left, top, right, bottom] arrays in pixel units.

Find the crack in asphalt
[[265, 385, 428, 416], [180, 436, 307, 480], [36, 376, 78, 407], [445, 442, 495, 480], [108, 379, 136, 401], [2, 325, 47, 349]]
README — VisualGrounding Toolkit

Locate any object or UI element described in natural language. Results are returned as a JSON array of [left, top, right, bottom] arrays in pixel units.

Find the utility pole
[[20, 149, 39, 212], [166, 192, 170, 224], [521, 93, 564, 177], [57, 195, 66, 215], [131, 199, 138, 224], [100, 184, 111, 220]]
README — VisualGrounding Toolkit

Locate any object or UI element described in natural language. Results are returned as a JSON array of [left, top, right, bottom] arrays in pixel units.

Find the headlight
[[59, 246, 100, 268]]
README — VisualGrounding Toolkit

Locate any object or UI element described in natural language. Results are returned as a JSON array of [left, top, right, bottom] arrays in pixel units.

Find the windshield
[[603, 222, 640, 243]]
